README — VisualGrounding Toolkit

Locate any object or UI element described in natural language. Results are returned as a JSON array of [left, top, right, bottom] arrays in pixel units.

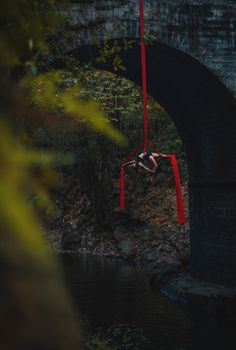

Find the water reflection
[[61, 255, 236, 350]]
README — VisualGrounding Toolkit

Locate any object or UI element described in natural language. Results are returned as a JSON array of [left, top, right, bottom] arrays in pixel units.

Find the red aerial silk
[[119, 0, 185, 225], [120, 166, 125, 210], [139, 0, 148, 151], [166, 155, 185, 225]]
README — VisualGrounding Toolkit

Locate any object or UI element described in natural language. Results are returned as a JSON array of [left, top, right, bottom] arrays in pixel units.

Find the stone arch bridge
[[65, 1, 236, 286]]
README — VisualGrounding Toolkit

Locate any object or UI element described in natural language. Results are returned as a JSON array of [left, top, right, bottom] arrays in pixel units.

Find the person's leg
[[151, 152, 160, 158], [149, 155, 158, 171]]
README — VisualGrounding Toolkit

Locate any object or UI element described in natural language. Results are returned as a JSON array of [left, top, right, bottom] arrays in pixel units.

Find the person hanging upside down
[[123, 150, 168, 175]]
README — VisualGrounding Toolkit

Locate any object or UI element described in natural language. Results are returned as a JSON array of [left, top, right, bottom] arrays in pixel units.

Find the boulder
[[117, 239, 136, 258]]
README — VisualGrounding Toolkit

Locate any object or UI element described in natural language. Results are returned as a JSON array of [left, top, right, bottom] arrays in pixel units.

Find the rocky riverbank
[[44, 175, 236, 310], [45, 174, 190, 275]]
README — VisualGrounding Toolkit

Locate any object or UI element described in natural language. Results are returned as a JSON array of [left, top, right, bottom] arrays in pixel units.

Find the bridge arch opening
[[73, 41, 236, 286]]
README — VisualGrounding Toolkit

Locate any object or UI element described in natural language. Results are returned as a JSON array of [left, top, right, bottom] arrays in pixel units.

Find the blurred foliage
[[0, 0, 65, 262], [22, 72, 124, 143], [0, 0, 63, 70], [0, 119, 57, 260], [0, 0, 125, 260], [0, 2, 89, 349]]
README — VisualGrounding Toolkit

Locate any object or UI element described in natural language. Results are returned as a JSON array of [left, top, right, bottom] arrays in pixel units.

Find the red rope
[[139, 0, 148, 151], [120, 166, 125, 209], [119, 0, 185, 225]]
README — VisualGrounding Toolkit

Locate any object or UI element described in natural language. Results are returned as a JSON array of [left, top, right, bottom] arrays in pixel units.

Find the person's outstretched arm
[[122, 160, 135, 167], [138, 162, 155, 174]]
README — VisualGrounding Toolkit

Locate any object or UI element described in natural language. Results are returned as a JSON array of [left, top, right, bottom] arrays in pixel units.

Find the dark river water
[[61, 254, 236, 350]]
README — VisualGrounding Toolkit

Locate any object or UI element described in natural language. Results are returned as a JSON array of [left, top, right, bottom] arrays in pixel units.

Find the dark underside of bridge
[[69, 40, 236, 286]]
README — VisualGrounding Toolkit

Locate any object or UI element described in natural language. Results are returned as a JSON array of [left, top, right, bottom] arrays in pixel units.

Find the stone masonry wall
[[67, 1, 236, 97]]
